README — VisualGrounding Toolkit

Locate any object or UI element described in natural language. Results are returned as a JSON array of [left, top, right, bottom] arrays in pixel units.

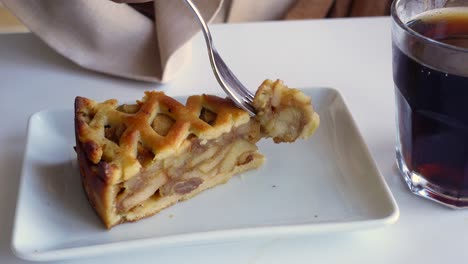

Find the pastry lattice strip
[[76, 91, 250, 183]]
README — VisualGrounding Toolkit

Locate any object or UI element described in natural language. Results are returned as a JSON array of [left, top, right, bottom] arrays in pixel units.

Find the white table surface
[[1, 17, 468, 264]]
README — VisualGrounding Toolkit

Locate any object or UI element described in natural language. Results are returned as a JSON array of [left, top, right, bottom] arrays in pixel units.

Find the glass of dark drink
[[392, 0, 468, 207]]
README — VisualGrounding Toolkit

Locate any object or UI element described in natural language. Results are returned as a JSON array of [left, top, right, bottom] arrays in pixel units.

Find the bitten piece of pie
[[253, 79, 320, 143], [74, 79, 319, 229]]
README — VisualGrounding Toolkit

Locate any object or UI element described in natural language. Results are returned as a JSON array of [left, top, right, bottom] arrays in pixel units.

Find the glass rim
[[391, 0, 468, 53]]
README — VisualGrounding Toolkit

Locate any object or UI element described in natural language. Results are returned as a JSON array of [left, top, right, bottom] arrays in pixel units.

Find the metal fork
[[183, 0, 256, 115]]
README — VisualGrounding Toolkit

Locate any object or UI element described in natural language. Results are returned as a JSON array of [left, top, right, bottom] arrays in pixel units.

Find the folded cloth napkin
[[2, 0, 223, 83]]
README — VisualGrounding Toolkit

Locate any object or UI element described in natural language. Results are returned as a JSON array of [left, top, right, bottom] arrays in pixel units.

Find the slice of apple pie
[[74, 79, 319, 228]]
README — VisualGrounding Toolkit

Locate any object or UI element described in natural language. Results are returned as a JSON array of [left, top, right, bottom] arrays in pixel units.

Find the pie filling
[[113, 119, 262, 215]]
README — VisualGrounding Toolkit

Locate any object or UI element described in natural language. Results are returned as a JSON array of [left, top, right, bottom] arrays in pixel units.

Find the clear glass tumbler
[[392, 0, 468, 207]]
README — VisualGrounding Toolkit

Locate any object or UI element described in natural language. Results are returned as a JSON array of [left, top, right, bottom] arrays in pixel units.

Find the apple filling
[[104, 104, 262, 217]]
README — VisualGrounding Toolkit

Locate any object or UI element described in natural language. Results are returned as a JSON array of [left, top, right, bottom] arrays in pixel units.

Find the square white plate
[[12, 88, 398, 262]]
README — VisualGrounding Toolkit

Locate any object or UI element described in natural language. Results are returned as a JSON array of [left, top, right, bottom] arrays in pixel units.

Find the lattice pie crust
[[74, 80, 319, 228]]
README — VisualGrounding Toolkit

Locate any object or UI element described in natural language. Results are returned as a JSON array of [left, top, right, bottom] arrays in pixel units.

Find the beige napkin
[[2, 0, 223, 83]]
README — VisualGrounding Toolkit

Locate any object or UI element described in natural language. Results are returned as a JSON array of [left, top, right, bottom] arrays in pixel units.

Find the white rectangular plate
[[12, 88, 399, 262]]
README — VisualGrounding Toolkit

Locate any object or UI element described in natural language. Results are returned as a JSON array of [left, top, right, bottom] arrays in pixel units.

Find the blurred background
[[0, 0, 391, 33], [0, 1, 27, 33]]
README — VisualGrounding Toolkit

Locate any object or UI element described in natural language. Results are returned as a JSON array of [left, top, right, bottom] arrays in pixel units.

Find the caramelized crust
[[75, 80, 319, 229]]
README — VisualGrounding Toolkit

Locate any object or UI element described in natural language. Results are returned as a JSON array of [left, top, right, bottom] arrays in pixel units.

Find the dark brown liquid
[[393, 8, 468, 196]]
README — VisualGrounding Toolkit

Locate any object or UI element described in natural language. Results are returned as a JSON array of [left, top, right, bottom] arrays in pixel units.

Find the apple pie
[[74, 79, 319, 228]]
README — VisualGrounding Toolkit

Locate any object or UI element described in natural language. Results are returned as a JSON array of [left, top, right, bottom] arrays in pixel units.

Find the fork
[[183, 0, 256, 116]]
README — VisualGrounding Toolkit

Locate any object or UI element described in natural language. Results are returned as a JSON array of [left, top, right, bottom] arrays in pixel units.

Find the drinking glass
[[392, 0, 468, 207]]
